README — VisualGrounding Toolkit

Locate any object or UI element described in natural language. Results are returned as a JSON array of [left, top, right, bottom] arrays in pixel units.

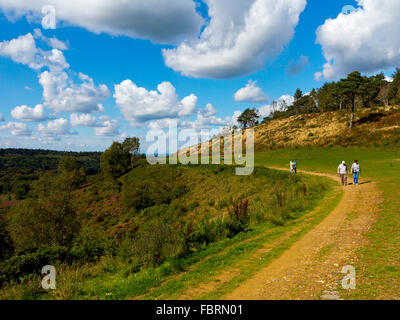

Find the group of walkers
[[289, 159, 361, 186], [338, 160, 361, 186]]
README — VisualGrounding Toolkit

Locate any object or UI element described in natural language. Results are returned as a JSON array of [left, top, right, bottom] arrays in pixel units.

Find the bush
[[187, 217, 230, 246], [71, 228, 116, 262], [132, 218, 186, 267], [0, 246, 76, 286], [9, 197, 81, 252]]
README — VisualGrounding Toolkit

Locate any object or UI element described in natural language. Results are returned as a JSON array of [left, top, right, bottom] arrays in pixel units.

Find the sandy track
[[223, 169, 382, 300]]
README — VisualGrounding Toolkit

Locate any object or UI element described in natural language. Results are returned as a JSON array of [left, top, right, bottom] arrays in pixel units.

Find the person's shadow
[[349, 180, 372, 185]]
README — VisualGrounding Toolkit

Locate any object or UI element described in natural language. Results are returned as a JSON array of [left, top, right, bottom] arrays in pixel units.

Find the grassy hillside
[[181, 106, 400, 157], [0, 160, 329, 299], [254, 105, 400, 150]]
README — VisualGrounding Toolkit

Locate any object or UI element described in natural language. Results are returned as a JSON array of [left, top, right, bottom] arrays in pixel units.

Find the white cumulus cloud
[[0, 0, 203, 44], [234, 80, 269, 103], [0, 121, 31, 136], [39, 71, 110, 113], [95, 120, 119, 136], [0, 33, 42, 69], [114, 80, 198, 125], [33, 29, 68, 50], [37, 118, 73, 137], [163, 0, 307, 78], [70, 113, 99, 127], [11, 104, 48, 121], [316, 0, 400, 80], [0, 33, 110, 114], [179, 103, 228, 129]]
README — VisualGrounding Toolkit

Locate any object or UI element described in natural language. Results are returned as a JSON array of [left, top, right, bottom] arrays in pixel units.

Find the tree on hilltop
[[237, 108, 260, 129]]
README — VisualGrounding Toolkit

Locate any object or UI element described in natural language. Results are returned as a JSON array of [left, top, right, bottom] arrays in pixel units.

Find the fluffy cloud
[[114, 80, 197, 125], [163, 0, 307, 78], [0, 33, 110, 114], [226, 110, 242, 129], [234, 80, 269, 103], [0, 121, 31, 136], [0, 0, 203, 44], [95, 120, 119, 136], [39, 71, 110, 113], [33, 28, 68, 50], [37, 118, 73, 137], [0, 32, 70, 70], [286, 55, 309, 75], [11, 104, 48, 121], [147, 103, 231, 130], [147, 118, 179, 130], [259, 94, 294, 117], [316, 0, 400, 80], [70, 113, 99, 127], [180, 103, 227, 129], [0, 33, 42, 69]]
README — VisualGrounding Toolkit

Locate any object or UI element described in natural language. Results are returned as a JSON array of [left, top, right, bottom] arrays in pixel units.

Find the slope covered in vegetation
[[0, 152, 329, 299], [254, 105, 400, 150]]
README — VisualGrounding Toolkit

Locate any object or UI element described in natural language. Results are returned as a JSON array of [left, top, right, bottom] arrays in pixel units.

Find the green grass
[[140, 178, 338, 300], [3, 146, 398, 300], [0, 163, 331, 300], [255, 146, 400, 300]]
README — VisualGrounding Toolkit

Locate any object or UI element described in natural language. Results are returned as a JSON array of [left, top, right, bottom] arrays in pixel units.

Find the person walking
[[338, 161, 348, 186], [290, 161, 294, 174], [293, 161, 297, 174], [351, 160, 361, 185]]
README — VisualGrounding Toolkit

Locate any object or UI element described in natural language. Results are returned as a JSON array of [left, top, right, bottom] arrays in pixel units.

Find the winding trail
[[223, 168, 382, 300]]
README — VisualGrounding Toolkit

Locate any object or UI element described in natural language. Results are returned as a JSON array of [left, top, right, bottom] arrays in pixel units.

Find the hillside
[[0, 158, 328, 299], [180, 106, 400, 157], [254, 105, 400, 150]]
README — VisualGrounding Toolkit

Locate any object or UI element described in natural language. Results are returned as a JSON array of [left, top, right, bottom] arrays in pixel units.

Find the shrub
[[132, 218, 185, 267], [187, 217, 230, 246], [9, 198, 80, 252], [0, 246, 76, 286], [71, 227, 116, 262]]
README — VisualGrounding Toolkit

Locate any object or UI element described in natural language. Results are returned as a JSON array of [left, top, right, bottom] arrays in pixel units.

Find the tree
[[237, 108, 260, 129], [360, 73, 384, 107], [9, 168, 82, 251], [377, 82, 390, 107], [100, 137, 141, 179], [58, 156, 86, 188], [389, 68, 400, 105], [100, 142, 131, 178], [294, 88, 303, 115], [122, 137, 140, 165], [338, 71, 365, 129]]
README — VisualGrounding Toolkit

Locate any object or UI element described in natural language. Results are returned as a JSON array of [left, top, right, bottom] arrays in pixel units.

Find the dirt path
[[223, 169, 382, 300]]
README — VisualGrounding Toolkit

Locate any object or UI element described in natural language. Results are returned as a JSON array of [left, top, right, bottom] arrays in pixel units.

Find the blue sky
[[0, 0, 397, 151]]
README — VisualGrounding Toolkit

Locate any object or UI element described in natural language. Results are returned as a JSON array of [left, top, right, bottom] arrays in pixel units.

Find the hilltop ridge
[[180, 105, 400, 156]]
